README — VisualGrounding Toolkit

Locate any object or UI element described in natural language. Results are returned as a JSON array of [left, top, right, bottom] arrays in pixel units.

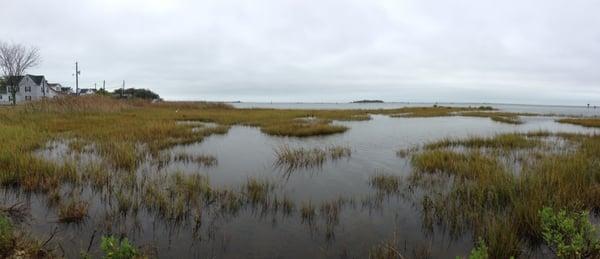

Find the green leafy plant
[[100, 235, 139, 259], [456, 238, 489, 259], [0, 215, 14, 255], [540, 207, 600, 258], [468, 239, 489, 259]]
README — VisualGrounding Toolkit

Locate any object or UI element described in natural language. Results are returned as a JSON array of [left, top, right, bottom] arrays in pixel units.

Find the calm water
[[231, 102, 600, 117], [3, 114, 599, 258]]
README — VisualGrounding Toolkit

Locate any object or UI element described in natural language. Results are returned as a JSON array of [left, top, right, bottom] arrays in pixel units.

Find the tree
[[113, 88, 160, 100], [0, 42, 40, 105], [0, 78, 6, 94]]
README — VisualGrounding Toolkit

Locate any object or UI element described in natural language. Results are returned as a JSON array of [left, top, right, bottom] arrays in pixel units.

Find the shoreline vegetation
[[0, 96, 599, 257], [557, 118, 600, 128], [352, 99, 384, 103]]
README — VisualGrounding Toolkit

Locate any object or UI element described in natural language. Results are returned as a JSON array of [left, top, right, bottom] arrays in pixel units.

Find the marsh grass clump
[[116, 191, 133, 216], [327, 146, 351, 160], [173, 152, 218, 167], [275, 145, 352, 171], [388, 106, 473, 118], [557, 118, 600, 128], [82, 162, 111, 190], [142, 171, 213, 222], [368, 234, 430, 259], [411, 133, 600, 258], [369, 174, 402, 194], [243, 178, 274, 204], [460, 111, 527, 125], [490, 115, 522, 125], [396, 146, 419, 158], [425, 133, 540, 150], [319, 199, 347, 239], [275, 145, 327, 170], [411, 150, 505, 180], [214, 190, 243, 215], [261, 121, 348, 137], [58, 199, 89, 223], [300, 202, 316, 224]]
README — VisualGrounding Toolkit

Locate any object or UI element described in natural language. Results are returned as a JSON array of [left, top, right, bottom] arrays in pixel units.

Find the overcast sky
[[1, 0, 599, 105]]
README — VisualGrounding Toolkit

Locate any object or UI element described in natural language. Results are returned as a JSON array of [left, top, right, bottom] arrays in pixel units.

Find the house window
[[25, 86, 31, 92], [25, 96, 31, 101]]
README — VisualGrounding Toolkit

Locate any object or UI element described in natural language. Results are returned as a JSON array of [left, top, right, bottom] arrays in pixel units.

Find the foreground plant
[[0, 214, 52, 258], [411, 132, 600, 258], [459, 239, 488, 259], [539, 207, 600, 258], [100, 235, 140, 259], [0, 215, 13, 256]]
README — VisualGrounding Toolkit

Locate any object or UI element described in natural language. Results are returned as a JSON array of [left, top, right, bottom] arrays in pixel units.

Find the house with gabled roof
[[0, 74, 69, 104]]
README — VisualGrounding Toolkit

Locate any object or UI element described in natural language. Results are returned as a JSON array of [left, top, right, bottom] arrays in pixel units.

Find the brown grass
[[557, 118, 600, 128], [58, 199, 89, 223]]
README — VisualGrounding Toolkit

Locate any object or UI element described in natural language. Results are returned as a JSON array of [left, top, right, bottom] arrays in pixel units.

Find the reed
[[173, 152, 218, 167], [244, 178, 274, 204], [369, 174, 402, 194], [275, 145, 352, 171], [327, 146, 352, 159], [275, 145, 327, 170], [300, 202, 316, 223], [58, 199, 89, 223]]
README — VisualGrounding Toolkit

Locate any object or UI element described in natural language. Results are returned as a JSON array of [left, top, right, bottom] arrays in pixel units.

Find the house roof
[[2, 75, 44, 85], [27, 75, 45, 85]]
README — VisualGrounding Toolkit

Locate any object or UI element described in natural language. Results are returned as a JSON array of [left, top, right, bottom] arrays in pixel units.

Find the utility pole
[[94, 83, 97, 90], [122, 80, 125, 98], [75, 62, 81, 96], [103, 80, 106, 91]]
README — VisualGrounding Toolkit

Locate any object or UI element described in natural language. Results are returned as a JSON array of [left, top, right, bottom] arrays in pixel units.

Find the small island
[[351, 99, 384, 103]]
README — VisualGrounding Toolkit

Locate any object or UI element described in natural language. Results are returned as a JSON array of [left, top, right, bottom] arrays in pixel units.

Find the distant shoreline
[[351, 100, 384, 103]]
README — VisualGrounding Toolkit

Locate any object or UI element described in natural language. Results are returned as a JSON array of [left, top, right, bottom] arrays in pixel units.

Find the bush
[[101, 235, 140, 259], [0, 215, 14, 255], [540, 207, 600, 258], [468, 239, 489, 259], [113, 88, 160, 100]]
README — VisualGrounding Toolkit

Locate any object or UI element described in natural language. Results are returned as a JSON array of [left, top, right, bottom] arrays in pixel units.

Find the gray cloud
[[1, 0, 599, 104]]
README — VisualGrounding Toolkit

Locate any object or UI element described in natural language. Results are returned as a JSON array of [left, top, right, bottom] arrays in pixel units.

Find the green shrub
[[540, 207, 600, 258], [100, 235, 139, 259], [0, 215, 14, 255], [456, 239, 489, 259], [468, 239, 489, 259]]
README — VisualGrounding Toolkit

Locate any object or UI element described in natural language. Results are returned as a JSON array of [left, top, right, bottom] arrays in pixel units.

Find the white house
[[77, 88, 97, 95], [0, 75, 68, 104]]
